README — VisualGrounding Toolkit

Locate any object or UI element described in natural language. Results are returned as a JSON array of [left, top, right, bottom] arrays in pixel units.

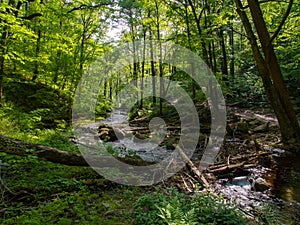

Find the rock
[[232, 176, 249, 186], [132, 132, 148, 142], [98, 124, 124, 142], [98, 129, 114, 142], [252, 122, 269, 133], [134, 132, 147, 139], [114, 128, 125, 139], [98, 123, 109, 129], [249, 177, 269, 192]]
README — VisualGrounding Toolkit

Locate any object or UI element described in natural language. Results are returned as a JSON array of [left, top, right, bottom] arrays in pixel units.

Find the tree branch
[[268, 0, 293, 46], [241, 0, 291, 9], [174, 144, 210, 187], [232, 28, 251, 39], [21, 13, 43, 20], [68, 2, 111, 13]]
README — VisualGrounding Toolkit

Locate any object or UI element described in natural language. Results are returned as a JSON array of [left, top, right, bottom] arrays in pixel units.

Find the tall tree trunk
[[155, 0, 163, 115], [235, 0, 300, 145], [149, 30, 156, 104], [186, 0, 210, 67], [32, 29, 41, 81], [0, 71, 3, 104], [32, 0, 43, 81], [211, 40, 217, 73], [103, 79, 107, 98], [140, 29, 147, 109], [109, 79, 112, 101], [229, 25, 235, 80], [218, 29, 228, 78], [130, 17, 138, 89], [184, 1, 196, 99], [79, 29, 86, 74], [0, 30, 8, 103]]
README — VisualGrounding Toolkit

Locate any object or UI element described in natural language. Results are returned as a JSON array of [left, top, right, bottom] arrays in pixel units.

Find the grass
[[0, 104, 143, 224], [0, 148, 143, 224], [0, 101, 286, 224]]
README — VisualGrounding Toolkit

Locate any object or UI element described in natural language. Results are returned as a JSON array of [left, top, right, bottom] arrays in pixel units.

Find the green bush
[[134, 188, 247, 225]]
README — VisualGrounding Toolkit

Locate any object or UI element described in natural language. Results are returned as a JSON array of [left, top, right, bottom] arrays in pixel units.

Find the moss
[[0, 150, 145, 224]]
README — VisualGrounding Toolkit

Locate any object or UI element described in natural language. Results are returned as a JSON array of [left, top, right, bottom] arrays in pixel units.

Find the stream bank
[[77, 105, 300, 224]]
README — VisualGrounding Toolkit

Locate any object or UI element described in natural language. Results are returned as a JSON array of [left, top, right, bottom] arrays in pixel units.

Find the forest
[[0, 0, 300, 224]]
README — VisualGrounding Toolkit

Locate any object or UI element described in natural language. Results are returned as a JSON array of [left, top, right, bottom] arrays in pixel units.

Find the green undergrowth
[[3, 79, 72, 128], [0, 104, 79, 153], [0, 149, 144, 224], [0, 108, 250, 224], [134, 188, 247, 225], [0, 83, 275, 224], [0, 101, 142, 224]]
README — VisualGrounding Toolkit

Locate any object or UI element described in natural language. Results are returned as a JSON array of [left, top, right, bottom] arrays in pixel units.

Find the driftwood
[[174, 145, 210, 187], [125, 126, 180, 132], [230, 151, 271, 161], [207, 162, 245, 174], [206, 151, 272, 175], [125, 127, 148, 132], [0, 135, 150, 167], [207, 150, 271, 174]]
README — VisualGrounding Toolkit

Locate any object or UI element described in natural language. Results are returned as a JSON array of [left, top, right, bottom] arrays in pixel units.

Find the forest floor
[[1, 96, 300, 224], [125, 103, 300, 223]]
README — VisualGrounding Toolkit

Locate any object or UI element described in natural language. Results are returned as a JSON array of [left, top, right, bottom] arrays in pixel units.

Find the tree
[[234, 0, 300, 146], [0, 0, 40, 103]]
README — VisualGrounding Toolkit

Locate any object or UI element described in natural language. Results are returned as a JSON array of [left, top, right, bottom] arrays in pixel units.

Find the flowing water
[[79, 110, 174, 162], [79, 110, 300, 203]]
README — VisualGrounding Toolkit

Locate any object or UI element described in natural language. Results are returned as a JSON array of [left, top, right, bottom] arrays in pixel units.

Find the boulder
[[133, 132, 148, 142], [98, 124, 124, 142], [254, 177, 269, 192], [249, 177, 269, 192]]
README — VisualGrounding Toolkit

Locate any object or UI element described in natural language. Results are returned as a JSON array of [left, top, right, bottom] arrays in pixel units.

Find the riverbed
[[77, 109, 300, 205]]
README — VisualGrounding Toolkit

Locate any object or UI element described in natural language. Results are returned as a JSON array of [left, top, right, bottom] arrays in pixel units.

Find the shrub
[[134, 188, 247, 225]]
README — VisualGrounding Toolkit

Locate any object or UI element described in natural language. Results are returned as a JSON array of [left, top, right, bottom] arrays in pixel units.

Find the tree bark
[[140, 29, 146, 109], [234, 0, 300, 145], [0, 135, 150, 166], [186, 0, 210, 66], [0, 30, 8, 103], [155, 0, 164, 115], [149, 30, 156, 104], [229, 25, 235, 80], [32, 29, 41, 81], [184, 1, 196, 99], [218, 29, 229, 78]]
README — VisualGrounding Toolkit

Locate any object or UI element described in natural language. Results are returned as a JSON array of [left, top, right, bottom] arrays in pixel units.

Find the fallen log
[[0, 135, 151, 167], [174, 144, 210, 187], [207, 162, 245, 174], [125, 127, 148, 132]]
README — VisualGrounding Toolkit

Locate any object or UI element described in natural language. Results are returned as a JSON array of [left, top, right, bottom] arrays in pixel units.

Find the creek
[[80, 110, 174, 162], [80, 110, 300, 204]]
